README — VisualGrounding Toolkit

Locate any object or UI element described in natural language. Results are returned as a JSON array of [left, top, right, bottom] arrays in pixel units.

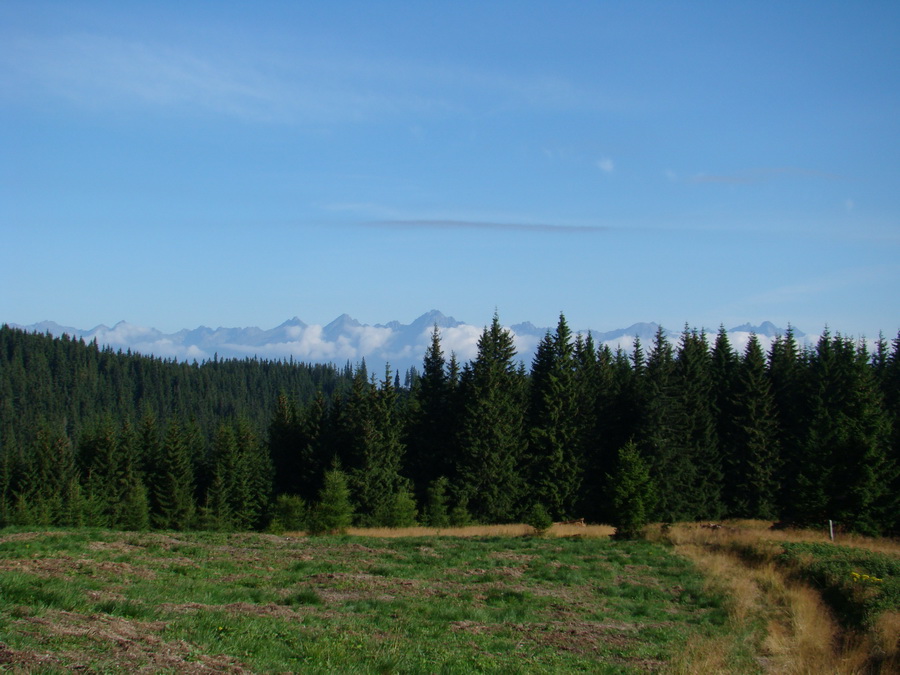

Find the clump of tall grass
[[304, 522, 616, 538], [654, 520, 900, 673]]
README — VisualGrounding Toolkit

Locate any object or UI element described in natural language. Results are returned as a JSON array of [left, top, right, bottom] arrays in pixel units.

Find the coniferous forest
[[1, 314, 898, 536]]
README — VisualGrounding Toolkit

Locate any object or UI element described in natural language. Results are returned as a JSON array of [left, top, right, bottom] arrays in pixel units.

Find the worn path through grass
[[653, 521, 900, 674]]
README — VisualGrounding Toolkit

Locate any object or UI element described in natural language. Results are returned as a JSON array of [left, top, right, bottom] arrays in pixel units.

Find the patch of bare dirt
[[87, 540, 145, 555], [488, 551, 538, 563], [84, 588, 128, 604], [152, 534, 200, 548], [0, 641, 62, 671], [327, 542, 397, 557], [0, 555, 157, 580], [24, 610, 251, 673], [156, 556, 202, 570], [450, 620, 492, 634], [455, 565, 526, 580], [0, 531, 68, 544], [451, 618, 646, 657], [156, 601, 303, 621], [301, 571, 426, 603]]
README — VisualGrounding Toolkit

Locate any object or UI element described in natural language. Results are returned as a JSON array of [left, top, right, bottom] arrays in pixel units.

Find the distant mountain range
[[8, 312, 807, 375]]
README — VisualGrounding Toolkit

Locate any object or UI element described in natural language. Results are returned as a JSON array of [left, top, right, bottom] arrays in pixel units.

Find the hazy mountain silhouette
[[9, 312, 805, 375]]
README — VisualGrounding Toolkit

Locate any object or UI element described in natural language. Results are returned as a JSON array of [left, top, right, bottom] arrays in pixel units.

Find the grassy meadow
[[0, 522, 896, 673]]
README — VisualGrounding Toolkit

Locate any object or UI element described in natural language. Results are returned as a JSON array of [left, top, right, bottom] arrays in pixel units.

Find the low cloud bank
[[11, 314, 817, 376]]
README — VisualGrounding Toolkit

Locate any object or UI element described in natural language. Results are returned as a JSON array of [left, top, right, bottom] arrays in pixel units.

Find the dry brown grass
[[873, 611, 900, 663], [661, 538, 768, 673], [688, 519, 900, 556], [289, 523, 616, 539], [655, 521, 899, 674], [284, 523, 616, 539]]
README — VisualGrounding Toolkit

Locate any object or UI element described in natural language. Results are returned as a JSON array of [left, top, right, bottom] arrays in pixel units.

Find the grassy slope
[[0, 528, 753, 674]]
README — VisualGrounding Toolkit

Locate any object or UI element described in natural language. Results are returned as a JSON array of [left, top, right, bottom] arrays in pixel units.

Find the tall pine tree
[[728, 334, 781, 519], [349, 366, 411, 526], [640, 327, 695, 521], [149, 419, 196, 530], [674, 327, 723, 519], [406, 326, 457, 500], [457, 313, 527, 523], [527, 314, 583, 519]]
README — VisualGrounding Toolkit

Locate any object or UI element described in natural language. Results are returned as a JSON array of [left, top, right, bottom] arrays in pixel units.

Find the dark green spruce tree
[[572, 333, 607, 520], [456, 313, 527, 523], [607, 440, 657, 539], [592, 342, 645, 523], [235, 417, 274, 529], [406, 326, 457, 500], [203, 423, 241, 530], [879, 332, 900, 532], [527, 314, 583, 520], [674, 327, 723, 519], [309, 462, 354, 535], [268, 391, 328, 501], [78, 416, 146, 528], [18, 421, 78, 526], [796, 333, 894, 533], [349, 366, 413, 527], [268, 393, 300, 496], [710, 326, 740, 499], [727, 334, 781, 519], [767, 326, 809, 518], [640, 327, 695, 521], [149, 419, 196, 530]]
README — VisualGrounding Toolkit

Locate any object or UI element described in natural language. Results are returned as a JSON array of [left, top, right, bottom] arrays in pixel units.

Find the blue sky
[[2, 1, 899, 339]]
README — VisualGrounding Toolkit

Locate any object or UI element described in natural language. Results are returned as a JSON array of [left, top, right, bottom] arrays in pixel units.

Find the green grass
[[0, 528, 753, 673], [777, 541, 900, 629]]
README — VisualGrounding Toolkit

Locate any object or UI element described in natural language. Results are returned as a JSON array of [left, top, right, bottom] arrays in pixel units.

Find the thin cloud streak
[[744, 264, 898, 306], [369, 220, 610, 234], [2, 32, 620, 124], [687, 167, 844, 185]]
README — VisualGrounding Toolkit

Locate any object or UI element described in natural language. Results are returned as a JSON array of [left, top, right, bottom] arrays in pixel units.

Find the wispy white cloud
[[3, 35, 282, 120], [744, 264, 898, 306], [1, 32, 616, 123], [687, 167, 842, 185], [596, 157, 614, 173], [369, 219, 608, 234]]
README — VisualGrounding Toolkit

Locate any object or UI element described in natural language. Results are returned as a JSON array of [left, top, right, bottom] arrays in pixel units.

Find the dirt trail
[[657, 522, 898, 674]]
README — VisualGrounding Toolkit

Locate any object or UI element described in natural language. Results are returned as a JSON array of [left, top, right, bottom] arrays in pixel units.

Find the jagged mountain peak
[[277, 316, 308, 328], [9, 313, 810, 374], [730, 321, 780, 337], [409, 309, 461, 330]]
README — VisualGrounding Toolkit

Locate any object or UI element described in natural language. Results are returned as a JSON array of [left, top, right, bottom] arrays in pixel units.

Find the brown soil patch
[[487, 551, 537, 563], [87, 540, 145, 555], [454, 565, 526, 580], [301, 570, 426, 603], [0, 555, 157, 580], [22, 610, 251, 673], [157, 601, 302, 621], [451, 618, 645, 656], [0, 531, 68, 544], [0, 641, 62, 671]]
